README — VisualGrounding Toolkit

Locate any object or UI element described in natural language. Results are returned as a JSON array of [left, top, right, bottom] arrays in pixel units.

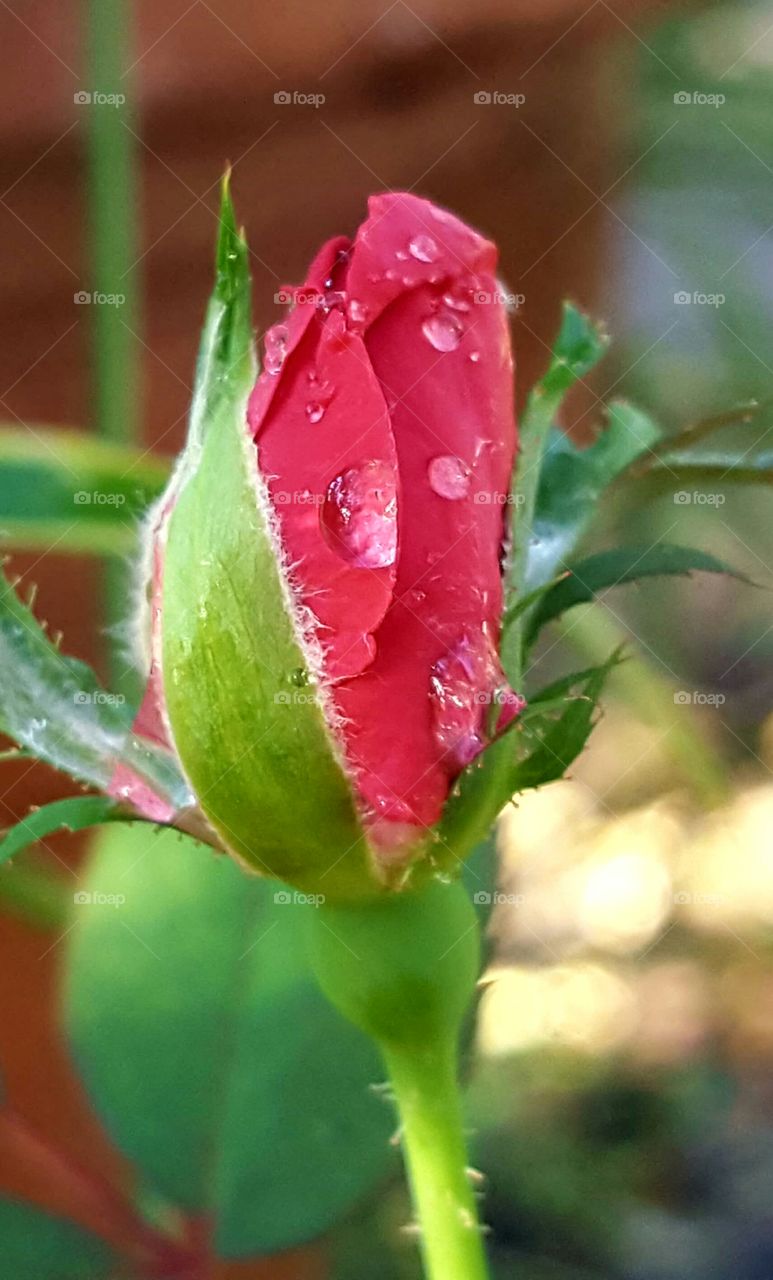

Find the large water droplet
[[421, 312, 462, 352], [428, 455, 471, 501], [409, 234, 439, 263], [321, 459, 397, 569], [429, 629, 519, 772], [264, 324, 289, 375]]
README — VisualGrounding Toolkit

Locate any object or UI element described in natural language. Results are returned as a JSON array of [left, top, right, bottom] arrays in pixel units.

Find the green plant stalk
[[84, 0, 140, 693], [384, 1039, 488, 1280], [308, 877, 489, 1280]]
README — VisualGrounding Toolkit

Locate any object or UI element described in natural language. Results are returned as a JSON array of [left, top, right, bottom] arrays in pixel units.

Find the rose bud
[[139, 189, 521, 899]]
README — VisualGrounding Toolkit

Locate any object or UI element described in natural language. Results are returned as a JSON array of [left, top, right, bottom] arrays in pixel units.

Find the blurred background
[[1, 0, 773, 1277]]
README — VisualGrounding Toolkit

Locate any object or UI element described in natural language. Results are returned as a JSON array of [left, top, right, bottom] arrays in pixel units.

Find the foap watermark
[[273, 889, 325, 906], [73, 891, 126, 907], [673, 90, 725, 108], [273, 288, 320, 306], [673, 490, 725, 506], [274, 89, 325, 108], [474, 688, 525, 709], [74, 291, 126, 307], [274, 690, 318, 706], [74, 490, 126, 506], [673, 890, 723, 907], [272, 489, 324, 507], [673, 690, 726, 707], [473, 891, 526, 906], [473, 289, 525, 309], [473, 491, 525, 506], [74, 690, 126, 706], [473, 90, 526, 107], [74, 90, 126, 108], [674, 290, 725, 307]]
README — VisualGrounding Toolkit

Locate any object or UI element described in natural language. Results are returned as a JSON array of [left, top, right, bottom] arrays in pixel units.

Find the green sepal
[[161, 179, 376, 899]]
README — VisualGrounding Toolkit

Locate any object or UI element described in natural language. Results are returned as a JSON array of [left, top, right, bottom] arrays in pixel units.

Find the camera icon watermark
[[673, 90, 725, 108], [272, 489, 324, 507], [273, 689, 317, 705], [673, 690, 726, 707], [673, 290, 724, 307], [473, 891, 526, 906], [673, 890, 722, 906], [672, 490, 725, 506], [473, 289, 525, 309], [74, 90, 126, 108], [73, 690, 126, 706], [273, 89, 325, 108], [473, 90, 526, 107], [74, 290, 125, 307], [73, 890, 126, 907], [74, 490, 127, 506], [472, 491, 525, 506], [273, 889, 325, 906]]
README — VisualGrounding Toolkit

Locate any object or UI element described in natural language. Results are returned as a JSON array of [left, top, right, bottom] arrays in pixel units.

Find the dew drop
[[428, 455, 471, 501], [306, 402, 326, 424], [320, 459, 397, 569], [429, 629, 518, 772], [408, 234, 439, 263], [442, 289, 471, 313], [347, 297, 369, 328], [263, 323, 289, 375], [469, 350, 481, 363], [421, 312, 463, 352]]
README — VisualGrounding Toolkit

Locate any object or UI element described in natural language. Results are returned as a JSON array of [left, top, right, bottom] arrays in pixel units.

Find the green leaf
[[437, 656, 619, 859], [64, 823, 394, 1257], [0, 796, 125, 867], [0, 1198, 118, 1280], [506, 304, 609, 638], [502, 400, 662, 681], [0, 426, 169, 555], [0, 562, 190, 813], [528, 543, 748, 642], [161, 179, 373, 897]]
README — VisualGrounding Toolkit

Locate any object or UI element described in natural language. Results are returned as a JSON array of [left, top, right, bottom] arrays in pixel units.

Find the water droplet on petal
[[347, 297, 369, 329], [408, 234, 439, 263], [428, 455, 471, 501], [421, 313, 463, 352], [469, 350, 481, 363], [321, 459, 397, 569], [442, 289, 471, 313], [264, 324, 289, 375], [429, 629, 520, 772], [306, 402, 326, 424]]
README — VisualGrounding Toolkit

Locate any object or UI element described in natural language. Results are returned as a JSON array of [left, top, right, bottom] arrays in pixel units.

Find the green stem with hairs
[[308, 877, 490, 1280], [384, 1040, 488, 1280]]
